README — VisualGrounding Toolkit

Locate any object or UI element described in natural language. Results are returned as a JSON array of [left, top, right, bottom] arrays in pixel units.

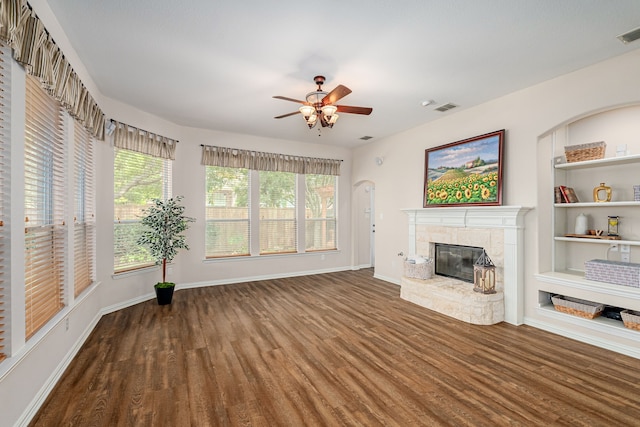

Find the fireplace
[[401, 206, 530, 325], [434, 243, 483, 283]]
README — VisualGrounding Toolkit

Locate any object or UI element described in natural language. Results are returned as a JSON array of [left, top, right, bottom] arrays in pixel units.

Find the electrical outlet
[[65, 317, 69, 331], [621, 253, 630, 263], [620, 244, 630, 253]]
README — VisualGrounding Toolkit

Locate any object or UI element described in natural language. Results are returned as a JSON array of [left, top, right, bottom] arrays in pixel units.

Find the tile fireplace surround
[[401, 206, 530, 325]]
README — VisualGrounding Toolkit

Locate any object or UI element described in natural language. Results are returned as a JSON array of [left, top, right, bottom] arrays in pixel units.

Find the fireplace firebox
[[434, 243, 484, 283]]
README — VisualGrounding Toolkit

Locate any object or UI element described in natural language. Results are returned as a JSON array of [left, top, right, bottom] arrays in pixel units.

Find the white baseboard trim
[[374, 273, 401, 286], [351, 264, 372, 270], [101, 293, 155, 315], [525, 316, 640, 360], [178, 266, 354, 289], [16, 310, 103, 427]]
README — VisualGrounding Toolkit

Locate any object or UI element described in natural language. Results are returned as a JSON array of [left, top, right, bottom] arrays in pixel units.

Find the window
[[200, 145, 340, 258], [24, 75, 66, 339], [0, 42, 9, 362], [73, 121, 95, 296], [205, 166, 250, 257], [305, 174, 337, 251], [260, 171, 296, 254], [114, 148, 172, 273]]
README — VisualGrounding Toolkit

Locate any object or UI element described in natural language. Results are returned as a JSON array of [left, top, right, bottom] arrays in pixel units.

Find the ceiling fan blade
[[336, 105, 373, 115], [322, 85, 352, 105], [273, 95, 307, 104], [274, 111, 301, 119]]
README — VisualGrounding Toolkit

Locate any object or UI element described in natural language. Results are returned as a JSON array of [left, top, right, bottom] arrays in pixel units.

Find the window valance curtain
[[113, 120, 177, 160], [201, 145, 341, 176], [0, 0, 105, 140]]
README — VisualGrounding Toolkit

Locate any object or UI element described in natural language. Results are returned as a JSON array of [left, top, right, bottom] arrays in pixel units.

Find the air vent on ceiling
[[434, 103, 458, 112], [618, 26, 640, 44], [359, 135, 373, 140]]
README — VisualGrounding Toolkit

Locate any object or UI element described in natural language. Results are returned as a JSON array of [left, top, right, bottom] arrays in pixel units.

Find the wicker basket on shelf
[[551, 295, 604, 319], [621, 310, 640, 331], [564, 141, 606, 163]]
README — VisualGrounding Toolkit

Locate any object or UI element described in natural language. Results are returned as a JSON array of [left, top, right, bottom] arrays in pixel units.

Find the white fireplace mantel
[[402, 206, 531, 325]]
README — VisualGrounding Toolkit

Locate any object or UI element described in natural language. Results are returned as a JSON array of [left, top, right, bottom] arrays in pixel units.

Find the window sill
[[112, 264, 160, 280], [202, 249, 340, 263]]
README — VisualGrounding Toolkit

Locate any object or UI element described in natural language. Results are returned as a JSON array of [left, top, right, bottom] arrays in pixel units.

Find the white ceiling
[[45, 0, 640, 148]]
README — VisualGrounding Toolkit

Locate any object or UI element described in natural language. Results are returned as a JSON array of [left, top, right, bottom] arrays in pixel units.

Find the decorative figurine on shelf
[[608, 216, 619, 236], [593, 182, 612, 202]]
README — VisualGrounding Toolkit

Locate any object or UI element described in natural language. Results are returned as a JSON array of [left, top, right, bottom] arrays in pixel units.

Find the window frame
[[73, 121, 96, 297]]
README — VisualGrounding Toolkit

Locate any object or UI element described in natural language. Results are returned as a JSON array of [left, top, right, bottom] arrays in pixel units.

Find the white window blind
[[24, 75, 66, 339], [305, 174, 337, 251], [73, 121, 95, 296], [205, 166, 250, 258], [0, 41, 10, 362], [114, 148, 172, 273], [259, 171, 297, 254]]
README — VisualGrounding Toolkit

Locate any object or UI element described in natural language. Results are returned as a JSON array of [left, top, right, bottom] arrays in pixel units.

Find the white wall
[[352, 48, 640, 324]]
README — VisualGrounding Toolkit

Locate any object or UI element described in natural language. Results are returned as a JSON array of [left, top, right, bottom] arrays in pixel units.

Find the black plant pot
[[154, 283, 175, 305]]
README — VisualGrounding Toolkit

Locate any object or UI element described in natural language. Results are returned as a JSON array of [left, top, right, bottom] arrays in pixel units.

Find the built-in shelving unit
[[555, 201, 640, 208], [535, 105, 640, 357]]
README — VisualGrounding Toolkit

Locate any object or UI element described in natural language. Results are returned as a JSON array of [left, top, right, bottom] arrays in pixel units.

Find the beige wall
[[352, 48, 640, 316]]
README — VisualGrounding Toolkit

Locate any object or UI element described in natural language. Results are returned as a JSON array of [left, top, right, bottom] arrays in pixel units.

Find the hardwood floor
[[30, 269, 640, 426]]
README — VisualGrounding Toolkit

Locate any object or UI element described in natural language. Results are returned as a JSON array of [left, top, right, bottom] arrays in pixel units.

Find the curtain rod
[[199, 144, 342, 161], [110, 119, 179, 143]]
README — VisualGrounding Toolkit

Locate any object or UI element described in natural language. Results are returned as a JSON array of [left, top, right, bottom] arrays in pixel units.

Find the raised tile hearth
[[402, 206, 530, 325], [401, 275, 504, 325]]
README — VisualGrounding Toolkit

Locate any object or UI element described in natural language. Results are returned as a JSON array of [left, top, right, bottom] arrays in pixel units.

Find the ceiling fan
[[273, 75, 372, 129]]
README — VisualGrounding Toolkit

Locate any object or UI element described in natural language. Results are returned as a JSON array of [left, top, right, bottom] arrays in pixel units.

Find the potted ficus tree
[[137, 196, 195, 305]]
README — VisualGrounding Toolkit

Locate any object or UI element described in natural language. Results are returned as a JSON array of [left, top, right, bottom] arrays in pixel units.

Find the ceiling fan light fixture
[[306, 113, 318, 128], [274, 75, 372, 132], [321, 104, 338, 117], [299, 105, 315, 119]]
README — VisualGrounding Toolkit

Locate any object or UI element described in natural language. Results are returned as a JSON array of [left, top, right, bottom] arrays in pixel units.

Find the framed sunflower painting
[[423, 130, 504, 208]]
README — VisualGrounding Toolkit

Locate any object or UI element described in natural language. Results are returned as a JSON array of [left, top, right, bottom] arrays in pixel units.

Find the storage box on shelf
[[584, 259, 640, 288], [621, 310, 640, 331], [551, 295, 604, 319], [564, 141, 606, 163]]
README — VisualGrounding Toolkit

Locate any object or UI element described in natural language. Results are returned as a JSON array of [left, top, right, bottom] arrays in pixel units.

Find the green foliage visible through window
[[114, 148, 171, 272], [205, 166, 250, 257], [305, 174, 337, 251], [260, 171, 296, 254], [205, 166, 338, 257]]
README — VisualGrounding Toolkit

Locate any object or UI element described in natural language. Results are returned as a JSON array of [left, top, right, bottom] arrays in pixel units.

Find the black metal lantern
[[473, 249, 496, 294]]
